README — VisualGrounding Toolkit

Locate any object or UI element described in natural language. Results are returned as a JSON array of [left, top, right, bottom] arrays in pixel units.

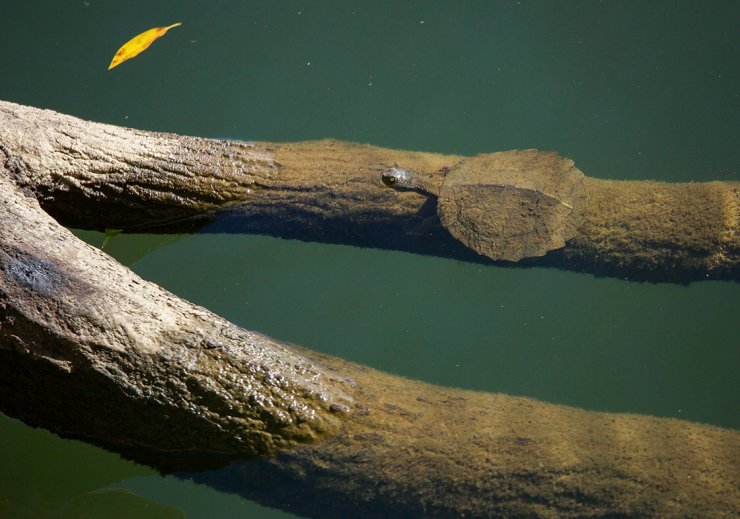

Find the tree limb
[[1, 100, 737, 282], [1, 101, 738, 517]]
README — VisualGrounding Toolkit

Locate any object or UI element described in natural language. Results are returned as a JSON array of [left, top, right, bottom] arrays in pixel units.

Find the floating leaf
[[108, 23, 181, 70]]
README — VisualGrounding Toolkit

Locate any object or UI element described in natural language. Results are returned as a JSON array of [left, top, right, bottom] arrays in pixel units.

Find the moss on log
[[1, 100, 737, 282], [1, 100, 739, 517]]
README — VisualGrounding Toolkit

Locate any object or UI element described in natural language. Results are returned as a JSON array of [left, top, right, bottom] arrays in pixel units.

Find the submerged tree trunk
[[1, 100, 739, 518], [1, 100, 737, 282]]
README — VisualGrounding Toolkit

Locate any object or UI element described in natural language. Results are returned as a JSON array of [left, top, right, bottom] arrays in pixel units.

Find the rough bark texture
[[1, 101, 739, 518], [0, 174, 352, 459], [1, 100, 737, 282]]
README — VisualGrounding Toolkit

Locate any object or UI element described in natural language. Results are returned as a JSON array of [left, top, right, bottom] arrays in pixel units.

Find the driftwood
[[1, 100, 739, 518], [1, 100, 737, 283]]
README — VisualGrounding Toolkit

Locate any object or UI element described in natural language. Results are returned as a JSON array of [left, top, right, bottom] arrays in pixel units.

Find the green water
[[1, 1, 738, 517]]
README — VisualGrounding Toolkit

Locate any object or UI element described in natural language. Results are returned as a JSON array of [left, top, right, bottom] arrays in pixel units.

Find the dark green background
[[1, 2, 737, 517]]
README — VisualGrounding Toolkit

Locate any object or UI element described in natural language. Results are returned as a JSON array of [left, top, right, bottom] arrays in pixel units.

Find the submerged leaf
[[108, 23, 181, 70], [101, 228, 123, 249]]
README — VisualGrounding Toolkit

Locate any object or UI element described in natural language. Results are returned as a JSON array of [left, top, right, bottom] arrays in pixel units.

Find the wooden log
[[0, 101, 738, 517], [1, 100, 736, 282]]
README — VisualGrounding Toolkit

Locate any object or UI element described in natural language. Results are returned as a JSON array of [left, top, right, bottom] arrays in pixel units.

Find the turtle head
[[381, 167, 423, 191]]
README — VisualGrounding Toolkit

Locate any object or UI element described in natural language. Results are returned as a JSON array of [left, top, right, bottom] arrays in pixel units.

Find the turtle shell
[[437, 149, 588, 261]]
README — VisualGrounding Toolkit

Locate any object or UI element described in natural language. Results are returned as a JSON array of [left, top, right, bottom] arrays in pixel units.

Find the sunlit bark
[[1, 100, 738, 517], [1, 100, 736, 282]]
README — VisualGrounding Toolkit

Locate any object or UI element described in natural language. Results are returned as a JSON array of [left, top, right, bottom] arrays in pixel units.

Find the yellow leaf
[[108, 22, 181, 70]]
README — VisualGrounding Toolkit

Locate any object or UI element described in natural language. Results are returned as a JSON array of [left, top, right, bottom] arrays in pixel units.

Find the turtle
[[380, 149, 588, 262]]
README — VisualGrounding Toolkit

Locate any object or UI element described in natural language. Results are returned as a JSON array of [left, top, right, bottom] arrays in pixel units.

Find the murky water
[[1, 2, 738, 517]]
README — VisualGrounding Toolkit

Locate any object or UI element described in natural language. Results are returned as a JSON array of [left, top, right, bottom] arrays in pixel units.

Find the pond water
[[1, 1, 738, 517]]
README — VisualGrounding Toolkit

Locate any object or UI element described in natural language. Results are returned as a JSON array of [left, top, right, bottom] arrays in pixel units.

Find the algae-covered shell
[[382, 149, 588, 261], [438, 150, 588, 261]]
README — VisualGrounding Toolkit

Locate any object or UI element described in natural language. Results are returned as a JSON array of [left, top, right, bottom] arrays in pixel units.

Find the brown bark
[[1, 100, 739, 518], [0, 172, 352, 459], [1, 100, 737, 282]]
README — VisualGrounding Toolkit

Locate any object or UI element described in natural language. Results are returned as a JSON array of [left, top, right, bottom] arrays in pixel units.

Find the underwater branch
[[0, 100, 737, 282], [1, 100, 739, 518]]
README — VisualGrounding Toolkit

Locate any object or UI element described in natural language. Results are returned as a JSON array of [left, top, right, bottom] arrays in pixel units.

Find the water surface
[[1, 1, 738, 517]]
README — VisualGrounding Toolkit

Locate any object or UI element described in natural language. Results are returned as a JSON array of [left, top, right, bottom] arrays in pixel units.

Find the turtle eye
[[381, 174, 398, 188]]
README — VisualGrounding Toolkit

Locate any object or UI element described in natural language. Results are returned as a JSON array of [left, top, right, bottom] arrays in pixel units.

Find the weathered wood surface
[[1, 100, 737, 282], [1, 100, 739, 518]]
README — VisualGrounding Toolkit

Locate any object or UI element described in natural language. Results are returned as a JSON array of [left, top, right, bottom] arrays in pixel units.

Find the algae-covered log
[[1, 100, 737, 282], [1, 101, 738, 518]]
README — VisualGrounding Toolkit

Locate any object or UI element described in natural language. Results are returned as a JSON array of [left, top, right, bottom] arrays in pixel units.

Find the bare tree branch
[[1, 100, 736, 282], [1, 100, 738, 517]]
